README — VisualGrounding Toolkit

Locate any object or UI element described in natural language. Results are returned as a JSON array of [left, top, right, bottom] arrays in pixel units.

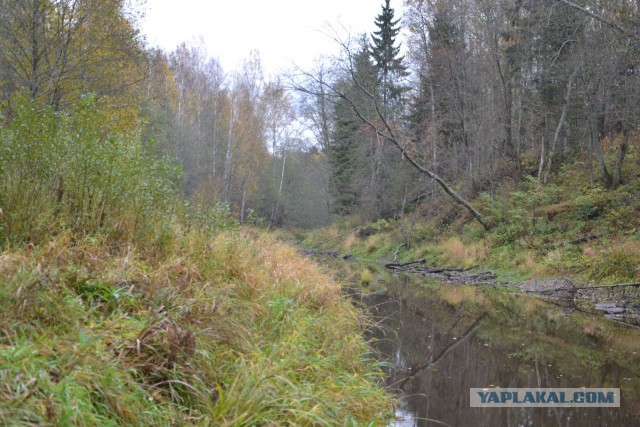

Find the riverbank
[[0, 228, 392, 425], [295, 158, 640, 321], [346, 262, 640, 426]]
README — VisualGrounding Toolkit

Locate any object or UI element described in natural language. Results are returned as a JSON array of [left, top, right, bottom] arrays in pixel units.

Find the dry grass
[[541, 201, 576, 220], [255, 234, 341, 307], [439, 237, 491, 268], [590, 238, 640, 281], [342, 232, 357, 251], [0, 253, 28, 276], [512, 250, 550, 276], [0, 228, 392, 425]]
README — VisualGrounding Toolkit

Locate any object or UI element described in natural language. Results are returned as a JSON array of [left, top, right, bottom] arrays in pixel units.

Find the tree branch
[[294, 37, 489, 230], [556, 0, 638, 38]]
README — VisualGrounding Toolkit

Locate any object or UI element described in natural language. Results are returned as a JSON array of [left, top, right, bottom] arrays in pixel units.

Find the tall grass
[[0, 229, 392, 425], [0, 96, 392, 424]]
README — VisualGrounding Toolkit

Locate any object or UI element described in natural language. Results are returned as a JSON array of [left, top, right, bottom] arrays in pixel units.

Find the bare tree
[[294, 33, 490, 230]]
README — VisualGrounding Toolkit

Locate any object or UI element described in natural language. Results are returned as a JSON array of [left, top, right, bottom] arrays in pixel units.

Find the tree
[[298, 31, 490, 229], [328, 44, 378, 215], [0, 0, 145, 114], [298, 62, 334, 152], [370, 0, 409, 109], [262, 79, 297, 225]]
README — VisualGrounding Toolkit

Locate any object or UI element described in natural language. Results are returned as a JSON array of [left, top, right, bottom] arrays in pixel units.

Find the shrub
[[574, 187, 605, 220], [0, 95, 180, 246]]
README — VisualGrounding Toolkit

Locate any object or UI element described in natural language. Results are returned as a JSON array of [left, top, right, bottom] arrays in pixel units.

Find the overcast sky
[[140, 0, 404, 76]]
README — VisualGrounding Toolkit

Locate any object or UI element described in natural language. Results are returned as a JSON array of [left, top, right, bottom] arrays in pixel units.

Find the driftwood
[[527, 282, 640, 294], [385, 261, 496, 285], [385, 258, 425, 269]]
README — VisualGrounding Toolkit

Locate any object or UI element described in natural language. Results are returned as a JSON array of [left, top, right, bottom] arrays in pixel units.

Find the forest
[[0, 0, 639, 425], [2, 0, 638, 231]]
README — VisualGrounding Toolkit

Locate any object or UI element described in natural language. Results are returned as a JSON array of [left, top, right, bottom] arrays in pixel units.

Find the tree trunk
[[270, 149, 287, 226], [612, 128, 629, 186], [240, 176, 247, 223], [29, 0, 43, 100], [430, 84, 438, 168], [514, 84, 524, 175], [537, 135, 545, 189], [544, 68, 576, 184], [223, 102, 237, 200], [588, 135, 595, 189], [588, 111, 612, 187]]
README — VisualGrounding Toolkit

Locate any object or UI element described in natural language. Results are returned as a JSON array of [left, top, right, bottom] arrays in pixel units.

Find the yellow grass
[[439, 237, 491, 268]]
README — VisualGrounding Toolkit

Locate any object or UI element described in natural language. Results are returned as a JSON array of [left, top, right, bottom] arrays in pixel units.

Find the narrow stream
[[340, 262, 640, 426]]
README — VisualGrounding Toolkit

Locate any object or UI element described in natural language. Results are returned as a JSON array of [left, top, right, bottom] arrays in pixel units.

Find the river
[[338, 261, 640, 426]]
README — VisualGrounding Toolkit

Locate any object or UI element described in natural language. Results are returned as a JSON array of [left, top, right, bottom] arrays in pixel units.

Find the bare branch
[[556, 0, 638, 38], [297, 35, 490, 230]]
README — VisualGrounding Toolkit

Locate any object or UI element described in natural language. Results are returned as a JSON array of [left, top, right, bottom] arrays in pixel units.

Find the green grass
[[0, 229, 392, 425], [301, 145, 640, 285]]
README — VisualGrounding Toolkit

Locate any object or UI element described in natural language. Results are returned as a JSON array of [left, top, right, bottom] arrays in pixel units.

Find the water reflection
[[352, 270, 640, 427]]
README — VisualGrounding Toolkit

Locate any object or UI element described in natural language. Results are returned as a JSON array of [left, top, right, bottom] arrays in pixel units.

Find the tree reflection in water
[[354, 271, 640, 427]]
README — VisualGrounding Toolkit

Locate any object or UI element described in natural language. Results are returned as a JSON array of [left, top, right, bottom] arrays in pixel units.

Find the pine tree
[[370, 0, 408, 108], [328, 45, 378, 215]]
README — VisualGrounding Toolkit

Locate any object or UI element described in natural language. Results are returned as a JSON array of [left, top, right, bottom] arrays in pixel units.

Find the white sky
[[139, 0, 404, 76]]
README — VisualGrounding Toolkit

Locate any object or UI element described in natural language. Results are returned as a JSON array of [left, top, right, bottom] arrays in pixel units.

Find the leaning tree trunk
[[295, 47, 490, 231], [342, 91, 488, 230]]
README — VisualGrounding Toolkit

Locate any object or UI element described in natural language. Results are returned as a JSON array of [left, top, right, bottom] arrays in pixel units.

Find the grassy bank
[[0, 227, 392, 425], [299, 151, 640, 285]]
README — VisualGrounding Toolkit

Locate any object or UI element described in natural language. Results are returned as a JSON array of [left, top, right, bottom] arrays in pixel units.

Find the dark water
[[345, 265, 640, 427]]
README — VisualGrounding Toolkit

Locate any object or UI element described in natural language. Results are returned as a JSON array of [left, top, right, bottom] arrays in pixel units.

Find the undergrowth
[[0, 229, 391, 425], [300, 143, 640, 284], [0, 96, 392, 425]]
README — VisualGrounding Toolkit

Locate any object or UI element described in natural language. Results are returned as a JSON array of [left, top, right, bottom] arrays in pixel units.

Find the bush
[[0, 95, 180, 245], [574, 187, 605, 220]]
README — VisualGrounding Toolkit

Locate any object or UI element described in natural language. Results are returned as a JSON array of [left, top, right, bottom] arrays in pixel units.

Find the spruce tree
[[370, 0, 408, 108], [328, 44, 378, 215]]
